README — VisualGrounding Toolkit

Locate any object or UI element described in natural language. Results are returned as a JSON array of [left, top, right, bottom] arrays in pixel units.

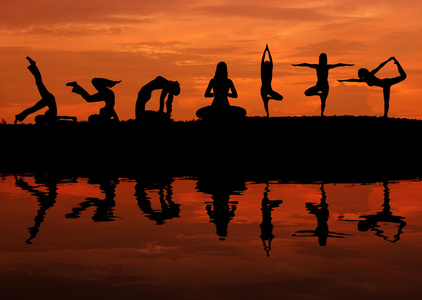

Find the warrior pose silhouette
[[15, 57, 76, 124], [338, 57, 406, 117], [292, 53, 353, 116], [261, 44, 283, 117], [67, 78, 121, 122]]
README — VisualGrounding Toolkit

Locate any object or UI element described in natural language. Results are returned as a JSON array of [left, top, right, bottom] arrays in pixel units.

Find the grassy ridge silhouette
[[1, 116, 421, 182]]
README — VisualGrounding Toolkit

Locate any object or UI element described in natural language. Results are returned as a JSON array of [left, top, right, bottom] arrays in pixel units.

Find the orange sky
[[1, 0, 422, 122]]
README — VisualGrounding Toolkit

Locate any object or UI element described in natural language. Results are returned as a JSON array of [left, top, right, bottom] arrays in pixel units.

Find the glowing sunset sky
[[1, 0, 421, 122]]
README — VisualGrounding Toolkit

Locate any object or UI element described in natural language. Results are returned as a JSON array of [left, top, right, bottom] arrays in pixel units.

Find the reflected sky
[[1, 174, 422, 299]]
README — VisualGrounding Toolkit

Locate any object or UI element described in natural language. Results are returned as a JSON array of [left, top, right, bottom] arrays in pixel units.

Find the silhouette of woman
[[196, 62, 246, 119], [135, 76, 180, 120], [67, 78, 121, 122], [15, 57, 76, 124], [292, 53, 353, 116], [338, 57, 406, 117], [261, 44, 283, 117]]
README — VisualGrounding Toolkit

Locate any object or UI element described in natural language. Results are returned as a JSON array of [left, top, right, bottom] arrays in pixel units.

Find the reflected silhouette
[[260, 183, 283, 257], [135, 76, 180, 120], [196, 176, 246, 240], [292, 53, 353, 116], [358, 182, 406, 243], [261, 45, 283, 117], [67, 78, 121, 122], [293, 184, 349, 246], [15, 57, 76, 124], [66, 176, 120, 222], [134, 178, 180, 225], [15, 174, 76, 244], [338, 57, 406, 117], [196, 62, 246, 119]]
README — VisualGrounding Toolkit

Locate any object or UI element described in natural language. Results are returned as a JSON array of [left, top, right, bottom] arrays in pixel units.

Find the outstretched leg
[[66, 82, 94, 101], [15, 99, 48, 124], [383, 86, 391, 118]]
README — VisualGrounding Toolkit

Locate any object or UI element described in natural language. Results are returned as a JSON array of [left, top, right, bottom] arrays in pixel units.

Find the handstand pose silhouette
[[67, 78, 121, 122], [261, 44, 283, 117], [135, 76, 180, 120], [15, 57, 76, 124], [196, 62, 246, 119], [292, 53, 353, 116], [338, 57, 406, 117]]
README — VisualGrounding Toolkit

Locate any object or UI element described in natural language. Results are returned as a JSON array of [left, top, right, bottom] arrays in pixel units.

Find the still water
[[0, 174, 421, 300]]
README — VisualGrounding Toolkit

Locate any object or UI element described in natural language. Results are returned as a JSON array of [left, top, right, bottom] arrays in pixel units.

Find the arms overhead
[[261, 44, 273, 65]]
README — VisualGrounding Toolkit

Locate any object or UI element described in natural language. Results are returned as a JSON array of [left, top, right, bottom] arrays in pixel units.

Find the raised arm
[[371, 57, 394, 75], [261, 44, 272, 65]]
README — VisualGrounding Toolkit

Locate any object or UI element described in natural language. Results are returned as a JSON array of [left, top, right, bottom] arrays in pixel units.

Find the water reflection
[[260, 183, 283, 256], [293, 183, 350, 246], [14, 174, 76, 244], [66, 176, 120, 222], [338, 182, 407, 243], [10, 174, 411, 246], [196, 176, 246, 240], [134, 177, 180, 225]]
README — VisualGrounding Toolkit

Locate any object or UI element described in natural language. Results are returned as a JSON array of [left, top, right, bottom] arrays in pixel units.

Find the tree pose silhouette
[[292, 53, 353, 116], [261, 44, 283, 117]]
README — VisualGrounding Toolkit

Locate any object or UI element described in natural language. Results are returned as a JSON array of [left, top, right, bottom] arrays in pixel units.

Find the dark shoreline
[[1, 116, 422, 183]]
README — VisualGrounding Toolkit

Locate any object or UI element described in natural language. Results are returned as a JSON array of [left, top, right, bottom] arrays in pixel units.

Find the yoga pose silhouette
[[15, 57, 76, 124], [67, 78, 121, 122], [338, 57, 406, 117], [292, 53, 353, 116], [261, 45, 283, 117], [135, 76, 180, 120], [196, 62, 246, 119]]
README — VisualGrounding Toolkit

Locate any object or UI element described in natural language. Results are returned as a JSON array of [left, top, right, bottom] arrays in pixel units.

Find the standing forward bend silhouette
[[292, 53, 353, 116], [338, 57, 406, 117], [14, 57, 76, 124], [67, 78, 121, 122], [261, 44, 283, 117], [135, 76, 180, 120], [196, 62, 246, 119]]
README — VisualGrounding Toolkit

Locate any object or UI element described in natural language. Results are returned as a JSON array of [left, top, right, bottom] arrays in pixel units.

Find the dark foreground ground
[[1, 116, 421, 182]]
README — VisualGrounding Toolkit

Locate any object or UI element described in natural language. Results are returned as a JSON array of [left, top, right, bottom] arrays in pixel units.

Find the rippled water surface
[[1, 174, 421, 299]]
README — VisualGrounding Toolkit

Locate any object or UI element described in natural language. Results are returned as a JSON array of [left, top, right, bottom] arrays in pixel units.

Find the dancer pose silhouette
[[292, 53, 353, 116], [15, 57, 76, 124], [261, 44, 283, 117], [196, 62, 246, 119], [67, 78, 121, 122], [135, 76, 180, 120], [338, 57, 406, 117]]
